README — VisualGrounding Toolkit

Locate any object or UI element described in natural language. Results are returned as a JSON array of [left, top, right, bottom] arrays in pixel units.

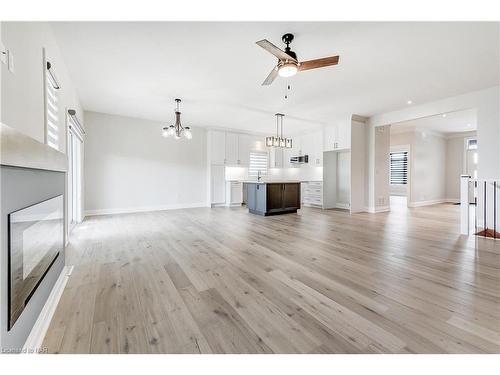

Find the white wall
[[1, 22, 83, 152], [84, 111, 208, 215], [390, 129, 447, 206], [370, 86, 499, 180]]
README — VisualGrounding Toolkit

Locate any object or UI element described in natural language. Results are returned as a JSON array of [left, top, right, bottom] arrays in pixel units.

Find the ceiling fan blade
[[262, 67, 279, 85], [298, 56, 339, 71], [256, 39, 297, 62]]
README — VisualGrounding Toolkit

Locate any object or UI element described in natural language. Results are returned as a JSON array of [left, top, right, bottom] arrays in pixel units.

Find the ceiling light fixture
[[266, 113, 292, 149], [407, 100, 413, 105], [278, 61, 298, 77], [162, 98, 192, 140], [442, 113, 447, 118]]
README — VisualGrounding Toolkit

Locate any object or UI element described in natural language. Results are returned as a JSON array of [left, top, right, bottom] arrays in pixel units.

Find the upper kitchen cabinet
[[324, 122, 351, 151], [225, 132, 239, 165], [209, 130, 226, 165], [310, 130, 324, 166], [269, 147, 284, 168], [238, 134, 251, 166], [208, 130, 258, 166]]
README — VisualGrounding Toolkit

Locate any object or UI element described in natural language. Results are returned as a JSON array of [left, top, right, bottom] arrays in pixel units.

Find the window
[[45, 60, 61, 150], [467, 138, 477, 150], [390, 151, 408, 185], [248, 151, 268, 177]]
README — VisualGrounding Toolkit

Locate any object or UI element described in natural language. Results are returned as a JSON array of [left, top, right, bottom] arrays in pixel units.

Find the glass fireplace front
[[8, 195, 63, 330]]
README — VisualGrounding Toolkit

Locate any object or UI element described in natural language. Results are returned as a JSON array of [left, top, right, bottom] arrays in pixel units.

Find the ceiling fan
[[256, 33, 340, 86]]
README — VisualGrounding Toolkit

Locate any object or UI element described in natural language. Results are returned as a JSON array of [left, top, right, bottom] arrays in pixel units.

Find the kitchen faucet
[[257, 170, 262, 181]]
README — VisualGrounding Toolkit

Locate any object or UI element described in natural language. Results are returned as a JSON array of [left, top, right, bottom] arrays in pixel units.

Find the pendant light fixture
[[162, 98, 192, 140], [266, 113, 292, 149]]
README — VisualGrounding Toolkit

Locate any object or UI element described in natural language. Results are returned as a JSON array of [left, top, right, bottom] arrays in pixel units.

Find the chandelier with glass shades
[[162, 98, 192, 140], [266, 113, 292, 148]]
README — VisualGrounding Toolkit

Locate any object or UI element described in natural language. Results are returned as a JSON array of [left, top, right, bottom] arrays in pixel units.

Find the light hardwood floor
[[42, 202, 500, 353]]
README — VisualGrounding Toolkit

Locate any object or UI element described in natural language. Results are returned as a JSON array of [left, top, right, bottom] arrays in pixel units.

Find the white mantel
[[0, 123, 67, 172]]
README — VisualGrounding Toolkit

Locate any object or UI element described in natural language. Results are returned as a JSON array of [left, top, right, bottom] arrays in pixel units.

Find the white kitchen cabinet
[[225, 181, 243, 206], [324, 122, 350, 151], [269, 147, 284, 168], [311, 130, 323, 166], [209, 131, 226, 165], [211, 165, 226, 205], [238, 134, 251, 166], [337, 121, 351, 149], [225, 133, 239, 165]]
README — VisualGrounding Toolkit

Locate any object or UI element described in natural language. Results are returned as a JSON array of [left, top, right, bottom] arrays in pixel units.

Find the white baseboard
[[445, 198, 460, 204], [364, 205, 390, 213], [408, 199, 447, 208], [335, 203, 350, 210], [22, 265, 73, 354], [84, 202, 208, 217]]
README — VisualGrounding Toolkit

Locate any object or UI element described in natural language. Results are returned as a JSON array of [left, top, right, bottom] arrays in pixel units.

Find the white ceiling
[[391, 108, 477, 134], [50, 22, 499, 134]]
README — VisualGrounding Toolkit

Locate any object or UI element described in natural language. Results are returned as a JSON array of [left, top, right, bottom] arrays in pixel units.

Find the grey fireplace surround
[[0, 123, 67, 352]]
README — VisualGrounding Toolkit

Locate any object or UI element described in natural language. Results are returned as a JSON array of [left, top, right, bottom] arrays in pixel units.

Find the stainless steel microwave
[[290, 155, 309, 164]]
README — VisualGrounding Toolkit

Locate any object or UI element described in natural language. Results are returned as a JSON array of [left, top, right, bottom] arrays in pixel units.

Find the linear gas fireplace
[[8, 195, 64, 330]]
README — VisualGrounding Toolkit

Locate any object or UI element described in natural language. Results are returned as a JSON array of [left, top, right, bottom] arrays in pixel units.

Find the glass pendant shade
[[266, 113, 292, 149]]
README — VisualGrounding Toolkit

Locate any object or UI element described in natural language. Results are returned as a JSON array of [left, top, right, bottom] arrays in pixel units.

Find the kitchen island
[[244, 181, 301, 216]]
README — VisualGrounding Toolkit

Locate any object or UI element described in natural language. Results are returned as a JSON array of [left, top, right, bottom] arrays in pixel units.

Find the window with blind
[[45, 61, 60, 150], [390, 151, 408, 185], [248, 151, 268, 177]]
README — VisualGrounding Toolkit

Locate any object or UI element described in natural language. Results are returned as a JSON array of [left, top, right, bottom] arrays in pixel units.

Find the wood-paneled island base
[[245, 182, 301, 216]]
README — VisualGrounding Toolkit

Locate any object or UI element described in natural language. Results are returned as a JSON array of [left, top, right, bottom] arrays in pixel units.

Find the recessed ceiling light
[[442, 113, 447, 118], [467, 123, 472, 127], [407, 100, 413, 105]]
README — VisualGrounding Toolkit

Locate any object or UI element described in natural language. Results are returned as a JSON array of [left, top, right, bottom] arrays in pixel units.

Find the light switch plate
[[7, 50, 14, 73], [0, 42, 6, 65]]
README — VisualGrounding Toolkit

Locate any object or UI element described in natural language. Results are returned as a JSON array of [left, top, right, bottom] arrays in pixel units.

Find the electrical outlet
[[7, 50, 14, 73]]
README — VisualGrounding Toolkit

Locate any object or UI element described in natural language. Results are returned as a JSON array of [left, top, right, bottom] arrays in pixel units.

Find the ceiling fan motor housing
[[281, 33, 297, 60]]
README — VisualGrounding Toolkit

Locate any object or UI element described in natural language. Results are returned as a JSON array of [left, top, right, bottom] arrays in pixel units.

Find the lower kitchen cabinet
[[246, 182, 301, 216]]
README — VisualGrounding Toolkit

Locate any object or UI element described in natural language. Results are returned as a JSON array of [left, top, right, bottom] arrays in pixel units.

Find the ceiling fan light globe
[[184, 128, 192, 139], [278, 63, 298, 78], [162, 128, 170, 137]]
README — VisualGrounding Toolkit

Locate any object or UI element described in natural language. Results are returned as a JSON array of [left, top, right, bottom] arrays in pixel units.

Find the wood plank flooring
[[42, 202, 500, 353]]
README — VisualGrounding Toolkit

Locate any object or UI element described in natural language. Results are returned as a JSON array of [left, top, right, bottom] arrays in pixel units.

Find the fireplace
[[7, 195, 64, 330]]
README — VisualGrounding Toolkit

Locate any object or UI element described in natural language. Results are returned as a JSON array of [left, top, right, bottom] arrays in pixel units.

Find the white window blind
[[467, 138, 477, 150], [45, 63, 60, 150], [248, 151, 268, 177], [390, 151, 408, 185]]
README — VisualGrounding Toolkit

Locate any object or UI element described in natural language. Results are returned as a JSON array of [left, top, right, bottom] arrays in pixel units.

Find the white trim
[[335, 203, 350, 210], [84, 202, 209, 217], [408, 198, 448, 207], [22, 266, 73, 354], [445, 198, 460, 204], [364, 205, 390, 213]]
